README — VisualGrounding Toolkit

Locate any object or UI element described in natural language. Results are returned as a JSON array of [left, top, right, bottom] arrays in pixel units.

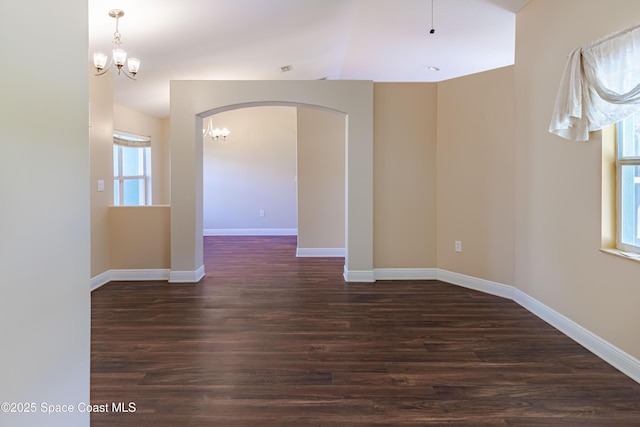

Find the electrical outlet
[[455, 240, 462, 253], [259, 209, 265, 217]]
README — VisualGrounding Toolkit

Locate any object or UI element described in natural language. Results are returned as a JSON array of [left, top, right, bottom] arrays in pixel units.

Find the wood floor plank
[[91, 235, 640, 426]]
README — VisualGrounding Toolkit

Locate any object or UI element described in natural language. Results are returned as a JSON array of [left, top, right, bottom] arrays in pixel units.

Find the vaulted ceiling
[[89, 0, 531, 118]]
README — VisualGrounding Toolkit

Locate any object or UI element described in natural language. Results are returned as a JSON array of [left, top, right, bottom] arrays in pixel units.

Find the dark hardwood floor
[[91, 236, 640, 426]]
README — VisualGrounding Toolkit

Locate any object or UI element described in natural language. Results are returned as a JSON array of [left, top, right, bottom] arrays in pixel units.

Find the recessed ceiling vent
[[280, 64, 293, 72]]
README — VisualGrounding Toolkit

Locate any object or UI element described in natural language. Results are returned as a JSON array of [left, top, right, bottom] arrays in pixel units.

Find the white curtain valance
[[113, 130, 151, 147], [549, 23, 640, 141]]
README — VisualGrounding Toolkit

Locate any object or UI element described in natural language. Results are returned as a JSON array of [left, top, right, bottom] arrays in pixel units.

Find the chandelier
[[203, 117, 230, 141], [93, 9, 140, 80]]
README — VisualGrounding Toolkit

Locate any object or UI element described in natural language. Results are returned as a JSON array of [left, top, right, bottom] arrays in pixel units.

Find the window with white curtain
[[549, 24, 640, 141], [549, 23, 640, 257], [617, 113, 640, 253], [113, 130, 151, 206]]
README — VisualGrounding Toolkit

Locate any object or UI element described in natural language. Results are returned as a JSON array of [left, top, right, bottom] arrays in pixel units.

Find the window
[[113, 131, 151, 206], [616, 113, 640, 253]]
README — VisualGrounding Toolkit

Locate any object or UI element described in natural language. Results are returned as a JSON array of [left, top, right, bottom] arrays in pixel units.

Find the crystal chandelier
[[203, 117, 230, 141], [93, 9, 140, 80]]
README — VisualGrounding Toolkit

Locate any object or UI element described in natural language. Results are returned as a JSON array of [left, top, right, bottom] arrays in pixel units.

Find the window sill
[[109, 204, 170, 208], [600, 248, 640, 263]]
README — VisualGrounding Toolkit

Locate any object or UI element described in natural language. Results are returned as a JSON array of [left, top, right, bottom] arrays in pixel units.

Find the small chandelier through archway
[[203, 117, 230, 141]]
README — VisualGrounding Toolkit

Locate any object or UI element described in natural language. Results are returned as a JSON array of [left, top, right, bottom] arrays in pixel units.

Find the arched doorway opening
[[202, 104, 346, 257], [169, 80, 374, 282]]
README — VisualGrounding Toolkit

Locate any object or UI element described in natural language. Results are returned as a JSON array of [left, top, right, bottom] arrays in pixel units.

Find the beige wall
[[515, 0, 640, 358], [437, 67, 516, 285], [114, 103, 169, 204], [0, 1, 90, 424], [90, 69, 114, 278], [297, 107, 346, 249], [203, 106, 298, 232], [88, 103, 170, 278], [374, 83, 438, 268], [110, 206, 171, 269]]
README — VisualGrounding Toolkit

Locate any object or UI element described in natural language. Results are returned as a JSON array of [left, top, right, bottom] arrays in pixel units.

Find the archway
[[202, 105, 346, 257], [168, 80, 374, 282]]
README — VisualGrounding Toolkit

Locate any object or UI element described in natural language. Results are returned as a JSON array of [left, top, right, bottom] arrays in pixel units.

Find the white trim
[[204, 228, 297, 236], [90, 269, 171, 291], [512, 287, 640, 385], [169, 265, 205, 283], [600, 247, 640, 263], [343, 266, 375, 282], [436, 269, 514, 300], [374, 268, 438, 280], [296, 248, 345, 257], [110, 269, 170, 281], [436, 269, 640, 385], [90, 271, 112, 291]]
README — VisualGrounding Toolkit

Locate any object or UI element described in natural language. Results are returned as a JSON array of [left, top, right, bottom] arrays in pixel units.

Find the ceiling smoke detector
[[280, 64, 293, 72]]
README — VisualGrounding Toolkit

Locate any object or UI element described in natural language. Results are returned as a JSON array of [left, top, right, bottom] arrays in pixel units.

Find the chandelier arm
[[95, 58, 113, 76], [121, 69, 137, 81]]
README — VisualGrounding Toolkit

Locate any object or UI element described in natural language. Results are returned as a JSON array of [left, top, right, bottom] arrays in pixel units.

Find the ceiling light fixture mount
[[93, 9, 141, 80], [429, 0, 436, 34]]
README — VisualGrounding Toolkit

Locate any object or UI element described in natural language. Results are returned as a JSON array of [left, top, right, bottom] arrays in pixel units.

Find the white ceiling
[[88, 0, 531, 118]]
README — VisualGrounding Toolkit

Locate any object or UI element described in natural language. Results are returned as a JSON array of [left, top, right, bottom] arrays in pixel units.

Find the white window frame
[[113, 130, 152, 206], [616, 116, 640, 254]]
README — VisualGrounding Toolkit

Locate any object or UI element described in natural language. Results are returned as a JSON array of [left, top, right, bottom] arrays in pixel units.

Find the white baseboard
[[437, 269, 514, 300], [374, 268, 438, 280], [204, 228, 297, 236], [92, 267, 205, 289], [90, 271, 112, 291], [91, 269, 170, 291], [436, 269, 640, 385], [512, 287, 640, 384], [111, 269, 170, 281], [296, 248, 345, 257], [169, 265, 205, 283], [343, 266, 375, 282]]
